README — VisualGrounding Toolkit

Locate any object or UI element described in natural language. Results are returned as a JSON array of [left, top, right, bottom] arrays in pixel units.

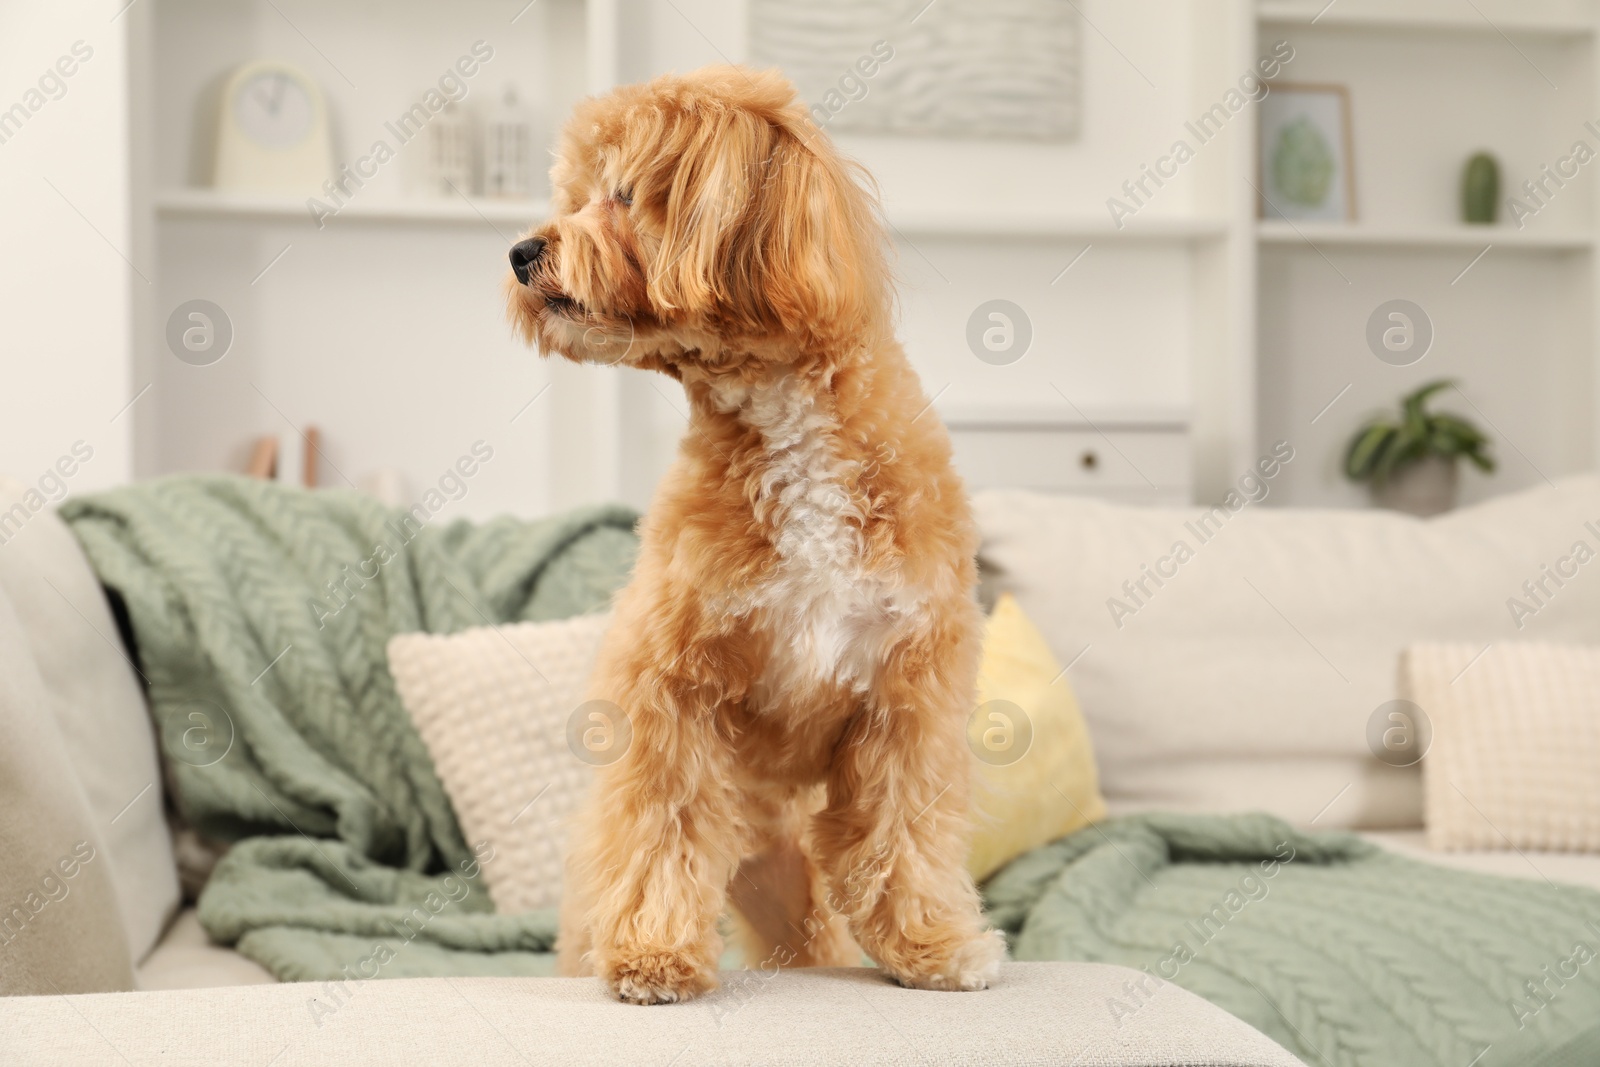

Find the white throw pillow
[[973, 477, 1600, 830], [1405, 642, 1600, 852], [387, 613, 612, 914], [0, 479, 179, 964]]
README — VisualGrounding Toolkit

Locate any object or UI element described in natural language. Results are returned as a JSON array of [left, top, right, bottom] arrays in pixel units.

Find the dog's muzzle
[[509, 237, 546, 285]]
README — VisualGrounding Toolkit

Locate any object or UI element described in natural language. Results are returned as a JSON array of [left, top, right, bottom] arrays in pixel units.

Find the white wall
[[0, 1, 135, 495]]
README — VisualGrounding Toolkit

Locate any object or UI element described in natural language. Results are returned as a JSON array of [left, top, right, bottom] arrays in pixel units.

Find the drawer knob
[[1080, 450, 1099, 470]]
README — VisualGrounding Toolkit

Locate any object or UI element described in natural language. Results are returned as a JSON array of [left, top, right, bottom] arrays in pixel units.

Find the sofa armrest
[[3, 962, 1301, 1066]]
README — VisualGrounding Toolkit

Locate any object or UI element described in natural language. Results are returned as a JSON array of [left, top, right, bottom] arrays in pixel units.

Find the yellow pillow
[[966, 594, 1107, 882]]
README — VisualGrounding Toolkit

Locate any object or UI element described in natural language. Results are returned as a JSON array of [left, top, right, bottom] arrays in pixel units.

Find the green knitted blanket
[[985, 813, 1600, 1067], [63, 476, 637, 981]]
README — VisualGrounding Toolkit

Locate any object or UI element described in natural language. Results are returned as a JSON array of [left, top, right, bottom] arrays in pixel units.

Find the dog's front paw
[[889, 929, 1005, 992], [603, 950, 718, 1005]]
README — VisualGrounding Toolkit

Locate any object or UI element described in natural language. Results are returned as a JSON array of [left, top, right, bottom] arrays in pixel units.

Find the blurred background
[[2, 0, 1590, 521]]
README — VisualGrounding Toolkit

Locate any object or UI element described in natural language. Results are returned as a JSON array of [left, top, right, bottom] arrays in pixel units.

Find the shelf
[[1257, 220, 1594, 251], [1257, 0, 1595, 37], [154, 188, 549, 228], [155, 189, 1230, 243], [888, 210, 1229, 241], [939, 402, 1190, 430]]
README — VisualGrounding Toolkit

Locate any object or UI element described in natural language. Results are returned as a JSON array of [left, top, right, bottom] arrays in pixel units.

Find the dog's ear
[[736, 120, 886, 341], [647, 111, 760, 319], [648, 101, 886, 342]]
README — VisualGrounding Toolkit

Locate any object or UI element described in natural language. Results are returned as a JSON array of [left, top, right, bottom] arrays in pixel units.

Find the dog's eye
[[615, 187, 633, 207]]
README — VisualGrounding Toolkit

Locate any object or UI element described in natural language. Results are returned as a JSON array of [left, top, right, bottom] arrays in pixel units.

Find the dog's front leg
[[811, 628, 1006, 992], [561, 649, 742, 1004]]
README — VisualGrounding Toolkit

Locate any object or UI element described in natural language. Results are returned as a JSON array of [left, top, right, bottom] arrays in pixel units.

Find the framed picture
[[1258, 83, 1357, 221], [749, 0, 1081, 141]]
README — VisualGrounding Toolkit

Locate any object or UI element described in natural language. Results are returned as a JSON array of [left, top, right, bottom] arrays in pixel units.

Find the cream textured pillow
[[387, 613, 613, 914], [1405, 642, 1600, 852]]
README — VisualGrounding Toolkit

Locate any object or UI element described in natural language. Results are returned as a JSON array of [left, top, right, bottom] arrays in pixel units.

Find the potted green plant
[[1343, 380, 1495, 516]]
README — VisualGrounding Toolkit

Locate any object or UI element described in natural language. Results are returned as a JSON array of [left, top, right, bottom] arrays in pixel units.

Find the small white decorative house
[[425, 101, 474, 197], [484, 86, 537, 200]]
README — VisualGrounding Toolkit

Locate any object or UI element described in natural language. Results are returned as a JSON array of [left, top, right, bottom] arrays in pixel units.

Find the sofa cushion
[[969, 594, 1106, 881], [135, 909, 275, 991], [0, 479, 179, 963], [973, 477, 1600, 829], [1405, 641, 1600, 852], [0, 581, 134, 994], [1362, 830, 1600, 892], [0, 963, 1302, 1066], [388, 612, 614, 914]]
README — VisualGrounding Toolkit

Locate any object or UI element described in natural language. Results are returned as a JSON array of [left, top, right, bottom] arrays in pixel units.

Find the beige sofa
[[973, 477, 1600, 892], [0, 479, 1303, 1065], [7, 475, 1600, 1063]]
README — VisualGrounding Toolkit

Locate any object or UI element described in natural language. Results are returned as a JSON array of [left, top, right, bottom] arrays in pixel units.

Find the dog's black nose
[[509, 237, 546, 285]]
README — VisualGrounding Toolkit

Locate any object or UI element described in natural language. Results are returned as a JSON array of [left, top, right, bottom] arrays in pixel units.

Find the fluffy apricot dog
[[505, 65, 1003, 1004]]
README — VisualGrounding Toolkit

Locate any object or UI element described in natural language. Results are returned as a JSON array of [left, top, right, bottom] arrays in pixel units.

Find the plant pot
[[1371, 454, 1459, 517]]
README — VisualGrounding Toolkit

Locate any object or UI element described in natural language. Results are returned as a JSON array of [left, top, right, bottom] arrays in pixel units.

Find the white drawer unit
[[940, 405, 1191, 506]]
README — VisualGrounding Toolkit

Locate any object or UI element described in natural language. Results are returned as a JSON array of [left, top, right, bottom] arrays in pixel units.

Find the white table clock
[[213, 60, 334, 194]]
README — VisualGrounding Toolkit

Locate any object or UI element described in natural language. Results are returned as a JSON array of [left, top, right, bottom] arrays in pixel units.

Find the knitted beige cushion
[[387, 613, 612, 914], [1405, 641, 1600, 852]]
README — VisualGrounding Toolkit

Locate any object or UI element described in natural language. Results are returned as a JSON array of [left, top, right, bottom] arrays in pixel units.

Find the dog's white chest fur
[[715, 375, 905, 706]]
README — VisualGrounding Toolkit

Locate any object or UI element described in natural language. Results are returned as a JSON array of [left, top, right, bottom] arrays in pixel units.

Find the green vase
[[1462, 152, 1499, 224]]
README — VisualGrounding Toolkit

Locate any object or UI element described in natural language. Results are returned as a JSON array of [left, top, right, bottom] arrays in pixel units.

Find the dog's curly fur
[[506, 64, 1004, 1004]]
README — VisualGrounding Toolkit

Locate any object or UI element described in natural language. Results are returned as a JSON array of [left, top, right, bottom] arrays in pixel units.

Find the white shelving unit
[[130, 0, 623, 518], [1250, 0, 1600, 509], [116, 0, 1600, 516], [872, 2, 1258, 506], [128, 0, 1248, 514]]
